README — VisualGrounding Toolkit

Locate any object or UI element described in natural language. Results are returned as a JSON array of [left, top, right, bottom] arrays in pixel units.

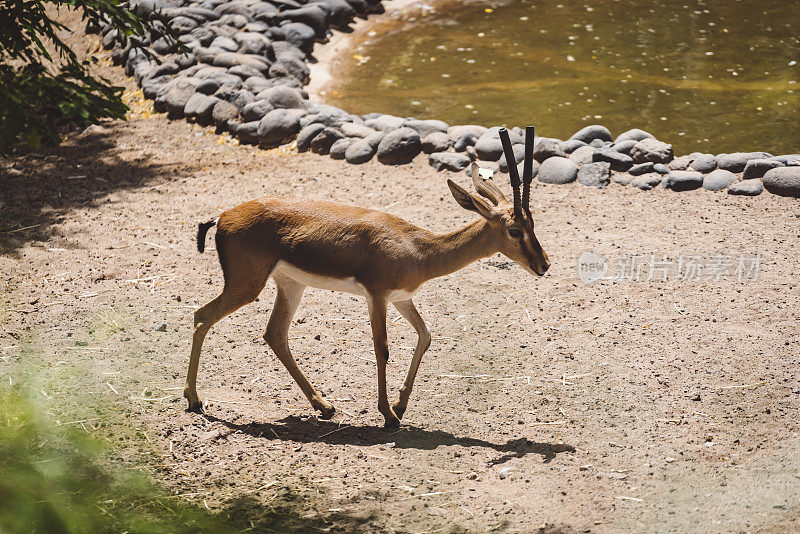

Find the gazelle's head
[[447, 160, 550, 277]]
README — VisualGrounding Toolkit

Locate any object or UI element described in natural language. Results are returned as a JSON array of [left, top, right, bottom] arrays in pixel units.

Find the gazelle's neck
[[422, 218, 498, 280]]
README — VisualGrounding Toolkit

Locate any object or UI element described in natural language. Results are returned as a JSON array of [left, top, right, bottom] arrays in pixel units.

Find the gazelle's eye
[[508, 228, 522, 239]]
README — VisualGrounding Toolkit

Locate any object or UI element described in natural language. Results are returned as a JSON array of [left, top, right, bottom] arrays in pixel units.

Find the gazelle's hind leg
[[264, 273, 336, 419], [184, 285, 268, 412], [391, 299, 431, 419]]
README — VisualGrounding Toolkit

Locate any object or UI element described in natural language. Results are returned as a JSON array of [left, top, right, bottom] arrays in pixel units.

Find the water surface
[[322, 0, 800, 154]]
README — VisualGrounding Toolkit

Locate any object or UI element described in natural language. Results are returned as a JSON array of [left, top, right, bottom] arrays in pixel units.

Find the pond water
[[321, 0, 800, 155]]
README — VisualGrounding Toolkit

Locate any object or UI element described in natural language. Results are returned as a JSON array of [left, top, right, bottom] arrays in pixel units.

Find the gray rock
[[282, 22, 316, 55], [345, 139, 376, 164], [653, 163, 670, 174], [212, 100, 239, 124], [232, 120, 260, 144], [364, 131, 386, 149], [717, 152, 771, 173], [774, 154, 800, 166], [329, 138, 354, 159], [577, 162, 610, 188], [593, 147, 633, 171], [569, 145, 596, 166], [630, 138, 674, 164], [341, 122, 376, 138], [365, 114, 404, 131], [405, 119, 449, 138], [560, 139, 587, 154], [498, 144, 525, 171], [762, 167, 800, 197], [241, 99, 274, 122], [538, 157, 578, 184], [742, 158, 783, 180], [612, 173, 634, 186], [197, 78, 221, 95], [170, 16, 199, 34], [255, 85, 305, 109], [534, 139, 567, 163], [690, 154, 717, 173], [631, 173, 664, 190], [377, 128, 421, 165], [454, 132, 478, 152], [210, 35, 238, 52], [569, 124, 612, 144], [728, 180, 764, 196], [310, 127, 344, 155], [702, 169, 736, 191], [629, 162, 654, 176], [212, 52, 270, 74], [269, 56, 309, 84], [664, 170, 703, 191], [296, 123, 325, 151], [228, 65, 266, 81], [272, 6, 328, 39], [428, 152, 471, 172], [589, 139, 608, 148], [474, 134, 504, 161], [612, 139, 637, 156], [421, 132, 453, 154], [668, 155, 693, 171], [613, 128, 654, 144], [235, 32, 272, 56], [257, 108, 305, 146], [163, 77, 200, 118], [447, 125, 487, 143]]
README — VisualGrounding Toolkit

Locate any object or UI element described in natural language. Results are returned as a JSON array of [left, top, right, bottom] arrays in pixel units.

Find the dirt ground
[[2, 11, 800, 534]]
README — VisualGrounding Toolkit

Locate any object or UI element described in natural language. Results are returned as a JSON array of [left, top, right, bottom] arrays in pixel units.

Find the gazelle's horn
[[498, 128, 522, 215], [522, 125, 535, 210]]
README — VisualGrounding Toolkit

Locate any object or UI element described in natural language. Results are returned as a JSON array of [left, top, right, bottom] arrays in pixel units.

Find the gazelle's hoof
[[184, 389, 204, 413], [318, 404, 336, 420], [186, 399, 204, 413], [392, 403, 406, 420], [383, 415, 401, 429]]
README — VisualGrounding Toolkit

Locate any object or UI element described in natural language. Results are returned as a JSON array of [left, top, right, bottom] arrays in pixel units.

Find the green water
[[323, 0, 800, 155]]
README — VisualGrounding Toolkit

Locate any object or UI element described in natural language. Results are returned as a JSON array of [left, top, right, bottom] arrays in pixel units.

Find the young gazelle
[[185, 126, 549, 428]]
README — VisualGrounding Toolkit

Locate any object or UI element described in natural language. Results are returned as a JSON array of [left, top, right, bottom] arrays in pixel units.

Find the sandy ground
[[2, 9, 800, 534]]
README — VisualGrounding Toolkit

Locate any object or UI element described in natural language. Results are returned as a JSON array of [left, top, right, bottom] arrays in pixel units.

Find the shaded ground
[[1, 11, 799, 534]]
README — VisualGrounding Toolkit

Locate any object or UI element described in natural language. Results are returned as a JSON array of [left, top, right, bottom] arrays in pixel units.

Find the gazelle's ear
[[447, 179, 477, 212], [447, 179, 501, 220]]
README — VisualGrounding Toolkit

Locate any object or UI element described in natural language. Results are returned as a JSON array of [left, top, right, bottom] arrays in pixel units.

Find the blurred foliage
[[0, 0, 166, 155], [0, 386, 237, 533]]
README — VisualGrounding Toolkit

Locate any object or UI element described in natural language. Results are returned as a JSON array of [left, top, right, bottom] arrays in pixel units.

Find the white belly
[[273, 260, 416, 302]]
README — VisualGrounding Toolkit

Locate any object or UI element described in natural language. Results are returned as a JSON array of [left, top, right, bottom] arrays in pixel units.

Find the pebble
[[630, 138, 673, 164], [577, 162, 610, 188], [664, 170, 703, 191], [631, 173, 664, 190], [702, 169, 736, 191], [742, 159, 783, 180], [593, 147, 633, 171], [569, 124, 612, 144], [728, 180, 764, 196], [762, 167, 800, 197], [689, 154, 717, 173], [537, 157, 578, 184], [428, 152, 471, 172], [613, 128, 654, 144], [628, 162, 654, 176], [377, 128, 421, 165], [533, 138, 567, 163]]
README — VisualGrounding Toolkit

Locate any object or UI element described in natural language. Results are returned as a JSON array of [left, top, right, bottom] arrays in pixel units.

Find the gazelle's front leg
[[367, 294, 400, 428], [391, 299, 431, 419]]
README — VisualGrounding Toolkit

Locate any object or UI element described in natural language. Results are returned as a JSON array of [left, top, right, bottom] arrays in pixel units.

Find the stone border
[[101, 0, 800, 197]]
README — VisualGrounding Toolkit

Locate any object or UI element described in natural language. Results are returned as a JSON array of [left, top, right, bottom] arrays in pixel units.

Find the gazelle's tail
[[196, 218, 218, 253]]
